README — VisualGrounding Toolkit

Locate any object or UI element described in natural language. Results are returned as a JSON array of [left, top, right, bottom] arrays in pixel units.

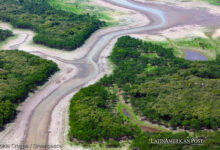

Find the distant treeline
[[0, 50, 58, 128], [68, 36, 220, 149], [0, 29, 13, 42], [0, 0, 104, 50]]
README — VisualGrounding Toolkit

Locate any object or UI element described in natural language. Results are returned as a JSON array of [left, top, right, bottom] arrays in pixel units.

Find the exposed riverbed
[[0, 0, 220, 149]]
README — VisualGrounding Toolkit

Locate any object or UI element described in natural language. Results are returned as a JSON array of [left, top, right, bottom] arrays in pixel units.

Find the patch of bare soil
[[140, 125, 161, 133]]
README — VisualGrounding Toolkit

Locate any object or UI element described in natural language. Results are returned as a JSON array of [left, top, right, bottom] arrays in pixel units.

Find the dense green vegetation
[[69, 36, 220, 149], [0, 50, 58, 128], [69, 84, 139, 145], [101, 36, 220, 130], [0, 0, 104, 50], [0, 29, 13, 42]]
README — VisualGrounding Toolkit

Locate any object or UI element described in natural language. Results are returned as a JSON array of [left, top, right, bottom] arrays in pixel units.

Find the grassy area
[[201, 0, 220, 5], [117, 102, 169, 132], [171, 36, 220, 59], [147, 40, 185, 58], [149, 36, 220, 60], [173, 37, 216, 51], [49, 0, 118, 26]]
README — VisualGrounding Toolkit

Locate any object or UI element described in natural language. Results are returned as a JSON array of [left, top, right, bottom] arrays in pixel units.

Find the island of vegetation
[[69, 36, 220, 149], [0, 0, 104, 50], [0, 29, 13, 42]]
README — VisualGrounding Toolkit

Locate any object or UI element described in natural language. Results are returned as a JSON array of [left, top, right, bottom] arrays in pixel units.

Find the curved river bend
[[23, 0, 169, 147], [0, 0, 212, 148]]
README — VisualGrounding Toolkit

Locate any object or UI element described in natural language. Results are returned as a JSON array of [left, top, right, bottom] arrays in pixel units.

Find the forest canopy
[[103, 36, 220, 130], [0, 0, 104, 50], [0, 50, 58, 128], [69, 84, 139, 144], [69, 36, 220, 149]]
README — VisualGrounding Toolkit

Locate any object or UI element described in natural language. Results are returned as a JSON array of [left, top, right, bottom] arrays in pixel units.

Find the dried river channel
[[0, 0, 220, 149]]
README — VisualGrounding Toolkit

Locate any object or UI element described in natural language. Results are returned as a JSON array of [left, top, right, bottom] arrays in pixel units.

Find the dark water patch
[[122, 109, 132, 118], [184, 50, 207, 61]]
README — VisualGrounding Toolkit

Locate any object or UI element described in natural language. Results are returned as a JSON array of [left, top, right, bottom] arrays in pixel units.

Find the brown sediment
[[140, 125, 161, 133]]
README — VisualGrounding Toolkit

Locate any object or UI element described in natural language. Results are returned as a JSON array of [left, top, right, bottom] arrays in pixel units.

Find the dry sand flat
[[124, 0, 220, 51], [136, 0, 220, 16], [130, 25, 208, 41], [213, 28, 220, 38]]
